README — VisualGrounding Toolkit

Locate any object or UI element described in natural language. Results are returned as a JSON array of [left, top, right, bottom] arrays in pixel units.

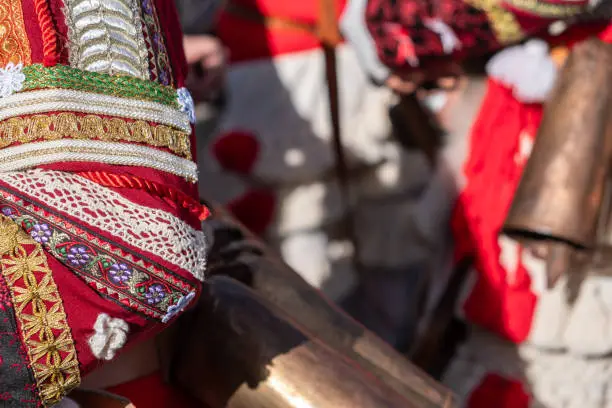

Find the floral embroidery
[[162, 291, 196, 323], [0, 216, 81, 405], [0, 63, 25, 98], [177, 88, 196, 124], [0, 0, 32, 66], [30, 222, 52, 244], [0, 195, 200, 322]]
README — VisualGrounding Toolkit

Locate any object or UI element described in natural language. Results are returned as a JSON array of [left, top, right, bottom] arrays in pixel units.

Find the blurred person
[[198, 0, 404, 306], [365, 0, 612, 406]]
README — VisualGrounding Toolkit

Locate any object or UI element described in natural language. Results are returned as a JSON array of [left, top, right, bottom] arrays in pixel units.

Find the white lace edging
[[0, 169, 207, 281], [0, 89, 191, 132], [0, 140, 198, 182]]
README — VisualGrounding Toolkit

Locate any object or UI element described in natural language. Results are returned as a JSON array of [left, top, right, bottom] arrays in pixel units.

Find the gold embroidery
[[504, 0, 585, 18], [0, 113, 192, 159], [0, 0, 32, 66], [0, 216, 81, 406], [465, 0, 525, 44]]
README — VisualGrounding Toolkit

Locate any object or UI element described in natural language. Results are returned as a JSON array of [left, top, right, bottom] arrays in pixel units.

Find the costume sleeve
[[340, 0, 392, 85]]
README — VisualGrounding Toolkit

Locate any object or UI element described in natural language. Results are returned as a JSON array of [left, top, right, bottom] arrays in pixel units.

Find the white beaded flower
[[177, 87, 196, 124], [0, 62, 25, 98], [162, 291, 196, 323]]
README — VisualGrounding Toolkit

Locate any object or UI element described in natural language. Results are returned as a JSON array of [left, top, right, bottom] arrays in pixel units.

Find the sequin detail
[[0, 216, 81, 405], [0, 140, 198, 182], [0, 201, 199, 322], [0, 0, 32, 66], [0, 113, 192, 159], [21, 64, 179, 107], [63, 0, 150, 79]]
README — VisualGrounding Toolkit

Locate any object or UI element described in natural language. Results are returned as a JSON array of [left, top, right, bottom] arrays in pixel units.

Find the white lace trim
[[0, 169, 207, 281], [0, 139, 198, 182]]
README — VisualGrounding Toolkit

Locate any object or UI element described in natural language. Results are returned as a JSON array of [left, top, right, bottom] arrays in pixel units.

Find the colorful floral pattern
[[0, 193, 199, 322]]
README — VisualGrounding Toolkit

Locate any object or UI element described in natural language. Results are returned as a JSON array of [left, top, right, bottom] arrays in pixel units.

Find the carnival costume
[[0, 0, 208, 405], [365, 0, 612, 406]]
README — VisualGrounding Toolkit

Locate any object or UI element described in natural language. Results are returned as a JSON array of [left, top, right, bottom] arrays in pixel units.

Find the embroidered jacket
[[0, 1, 207, 406]]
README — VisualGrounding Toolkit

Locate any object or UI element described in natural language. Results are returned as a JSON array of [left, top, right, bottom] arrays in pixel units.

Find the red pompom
[[211, 130, 260, 175], [226, 189, 276, 236], [467, 374, 530, 408]]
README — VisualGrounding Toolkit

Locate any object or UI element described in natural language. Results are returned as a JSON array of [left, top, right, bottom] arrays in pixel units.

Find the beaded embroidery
[[63, 0, 150, 79], [0, 170, 207, 281], [139, 0, 173, 86], [0, 140, 198, 181], [21, 64, 179, 108], [0, 89, 191, 132], [0, 113, 192, 159], [0, 0, 31, 66], [0, 216, 81, 405], [466, 0, 525, 44], [0, 201, 199, 321]]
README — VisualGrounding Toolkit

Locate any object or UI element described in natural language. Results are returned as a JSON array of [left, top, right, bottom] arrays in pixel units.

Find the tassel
[[563, 276, 612, 356]]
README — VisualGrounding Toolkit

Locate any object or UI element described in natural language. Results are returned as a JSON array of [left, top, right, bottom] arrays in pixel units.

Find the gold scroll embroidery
[[0, 0, 32, 66], [504, 0, 585, 19], [0, 216, 81, 406], [465, 0, 525, 45], [0, 113, 192, 159]]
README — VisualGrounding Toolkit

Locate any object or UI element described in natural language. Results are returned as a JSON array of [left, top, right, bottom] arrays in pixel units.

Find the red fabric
[[217, 0, 346, 63], [467, 374, 531, 408], [365, 0, 501, 71], [453, 79, 541, 342], [21, 0, 45, 64], [107, 371, 201, 408], [48, 0, 70, 65], [227, 189, 276, 236], [212, 130, 261, 175], [454, 24, 612, 343], [39, 162, 201, 229], [49, 252, 156, 376], [153, 0, 188, 87]]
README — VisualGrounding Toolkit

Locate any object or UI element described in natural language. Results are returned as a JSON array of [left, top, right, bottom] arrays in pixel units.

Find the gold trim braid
[[0, 216, 81, 406], [465, 0, 526, 45], [0, 113, 192, 159]]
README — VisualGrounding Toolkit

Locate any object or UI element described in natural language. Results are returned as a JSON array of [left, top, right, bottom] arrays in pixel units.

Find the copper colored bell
[[503, 38, 612, 252]]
